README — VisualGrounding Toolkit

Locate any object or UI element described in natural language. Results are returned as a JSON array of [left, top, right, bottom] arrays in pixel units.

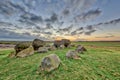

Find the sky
[[0, 0, 120, 41]]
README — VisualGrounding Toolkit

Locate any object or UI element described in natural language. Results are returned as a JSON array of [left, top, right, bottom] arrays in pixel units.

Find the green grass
[[0, 42, 120, 80]]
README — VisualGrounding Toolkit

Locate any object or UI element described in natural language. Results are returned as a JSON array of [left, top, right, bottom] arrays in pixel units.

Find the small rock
[[76, 45, 87, 53], [66, 50, 80, 59]]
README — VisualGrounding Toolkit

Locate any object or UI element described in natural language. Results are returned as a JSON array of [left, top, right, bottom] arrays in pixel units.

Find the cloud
[[46, 23, 53, 29], [45, 13, 58, 23], [72, 18, 120, 36], [84, 30, 96, 35], [0, 21, 13, 26], [0, 0, 26, 17], [63, 0, 96, 12], [20, 12, 43, 23], [104, 18, 120, 25], [0, 28, 34, 40], [62, 8, 70, 16], [95, 34, 115, 38], [0, 0, 119, 41], [91, 18, 120, 30], [86, 25, 94, 30], [22, 0, 36, 9], [74, 8, 102, 22]]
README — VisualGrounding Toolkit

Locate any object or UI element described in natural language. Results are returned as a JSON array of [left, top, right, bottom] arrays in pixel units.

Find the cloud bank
[[0, 0, 120, 41]]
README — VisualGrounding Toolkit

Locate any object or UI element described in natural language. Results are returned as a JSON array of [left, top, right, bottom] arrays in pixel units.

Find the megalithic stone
[[16, 46, 34, 58], [39, 54, 61, 72], [66, 50, 80, 59]]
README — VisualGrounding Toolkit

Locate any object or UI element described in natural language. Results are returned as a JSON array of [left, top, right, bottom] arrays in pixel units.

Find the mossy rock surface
[[37, 47, 48, 53], [16, 46, 34, 58], [39, 54, 61, 72], [14, 42, 31, 54], [76, 45, 87, 53], [66, 50, 80, 59]]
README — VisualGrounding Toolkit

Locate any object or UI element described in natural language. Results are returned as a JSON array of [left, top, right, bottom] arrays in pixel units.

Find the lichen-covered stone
[[16, 46, 34, 58], [14, 42, 31, 54], [39, 54, 61, 72], [76, 45, 87, 53], [66, 50, 80, 59]]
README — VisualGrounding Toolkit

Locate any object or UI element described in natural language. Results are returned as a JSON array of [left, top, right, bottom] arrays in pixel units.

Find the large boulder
[[61, 39, 71, 48], [76, 45, 87, 53], [32, 39, 45, 50], [54, 40, 62, 48], [39, 54, 61, 72], [66, 50, 80, 59], [14, 42, 31, 54], [16, 46, 34, 58]]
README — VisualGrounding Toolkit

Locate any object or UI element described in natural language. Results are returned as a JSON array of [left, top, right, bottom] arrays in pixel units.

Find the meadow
[[0, 41, 120, 80]]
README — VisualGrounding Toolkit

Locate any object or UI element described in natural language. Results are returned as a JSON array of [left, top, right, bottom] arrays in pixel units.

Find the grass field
[[0, 42, 120, 80]]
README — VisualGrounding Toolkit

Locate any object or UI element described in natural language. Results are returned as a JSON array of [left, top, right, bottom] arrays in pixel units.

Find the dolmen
[[9, 38, 46, 58], [32, 39, 45, 51], [9, 42, 34, 58], [54, 39, 71, 49]]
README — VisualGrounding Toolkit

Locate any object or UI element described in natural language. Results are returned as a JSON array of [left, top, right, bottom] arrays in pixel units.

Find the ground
[[0, 42, 120, 80]]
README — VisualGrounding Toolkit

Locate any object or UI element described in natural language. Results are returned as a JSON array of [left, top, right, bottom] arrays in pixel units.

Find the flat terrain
[[0, 42, 120, 80]]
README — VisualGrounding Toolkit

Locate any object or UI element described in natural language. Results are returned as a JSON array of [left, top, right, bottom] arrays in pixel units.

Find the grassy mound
[[0, 42, 120, 80]]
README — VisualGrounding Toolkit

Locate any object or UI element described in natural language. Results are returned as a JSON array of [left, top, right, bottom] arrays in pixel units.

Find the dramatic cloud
[[45, 13, 58, 24], [74, 8, 102, 22], [0, 0, 119, 41], [20, 12, 43, 23], [69, 18, 120, 36], [0, 28, 34, 40], [0, 0, 26, 17], [84, 30, 96, 35], [95, 34, 115, 38], [62, 8, 70, 16]]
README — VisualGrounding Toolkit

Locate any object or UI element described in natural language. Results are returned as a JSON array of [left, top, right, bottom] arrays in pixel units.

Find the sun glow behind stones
[[55, 36, 79, 41]]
